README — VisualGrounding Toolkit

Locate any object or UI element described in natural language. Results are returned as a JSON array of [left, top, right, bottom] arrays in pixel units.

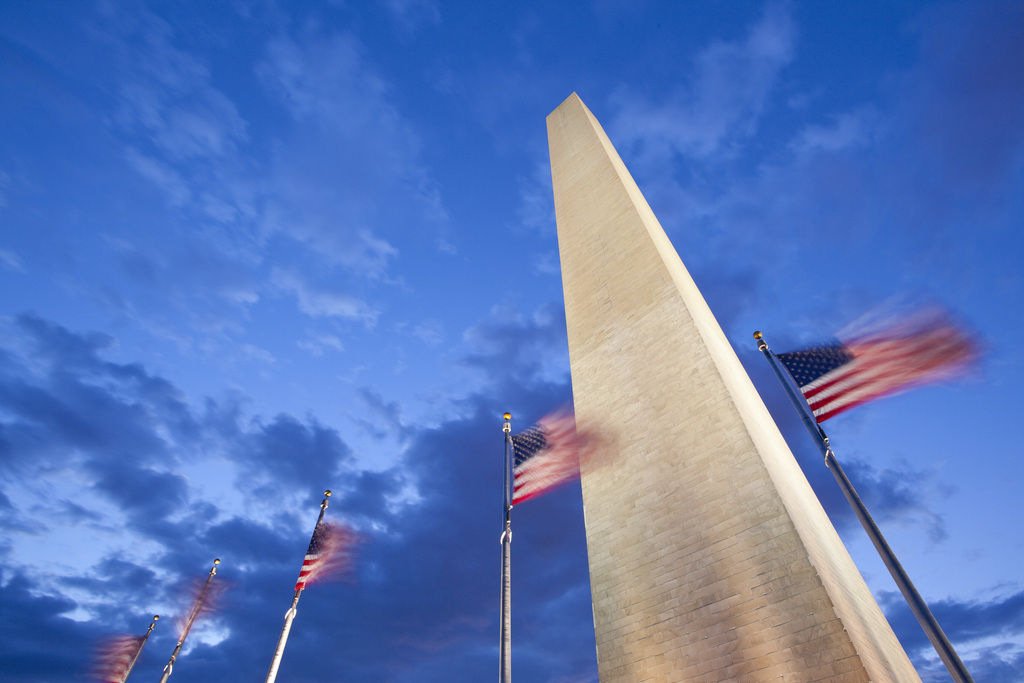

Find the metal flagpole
[[158, 558, 220, 683], [120, 615, 159, 683], [265, 490, 332, 683], [754, 331, 975, 683], [499, 412, 513, 683]]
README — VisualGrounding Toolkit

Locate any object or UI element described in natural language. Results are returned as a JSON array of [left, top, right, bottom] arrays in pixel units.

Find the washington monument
[[547, 93, 921, 682]]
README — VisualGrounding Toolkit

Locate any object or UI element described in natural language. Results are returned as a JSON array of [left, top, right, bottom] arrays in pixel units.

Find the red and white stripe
[[803, 322, 975, 422], [94, 634, 143, 683], [294, 523, 356, 591], [512, 411, 580, 504]]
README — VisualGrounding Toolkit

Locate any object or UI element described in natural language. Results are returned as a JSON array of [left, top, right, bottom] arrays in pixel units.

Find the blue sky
[[1, 1, 1022, 681]]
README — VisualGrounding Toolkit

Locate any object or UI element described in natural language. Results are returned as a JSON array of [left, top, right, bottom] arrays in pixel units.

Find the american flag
[[777, 309, 977, 423], [295, 521, 354, 591], [511, 409, 580, 504], [93, 634, 143, 683]]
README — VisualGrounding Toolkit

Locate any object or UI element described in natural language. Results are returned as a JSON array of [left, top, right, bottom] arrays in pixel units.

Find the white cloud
[[297, 332, 346, 356], [610, 3, 797, 162], [112, 14, 248, 162], [238, 343, 276, 365], [256, 31, 446, 269], [270, 268, 379, 323], [792, 108, 880, 155], [412, 319, 443, 346], [380, 0, 441, 32], [0, 249, 25, 273], [123, 147, 191, 206]]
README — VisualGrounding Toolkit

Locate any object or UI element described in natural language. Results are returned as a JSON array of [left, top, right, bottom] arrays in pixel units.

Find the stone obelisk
[[548, 93, 921, 682]]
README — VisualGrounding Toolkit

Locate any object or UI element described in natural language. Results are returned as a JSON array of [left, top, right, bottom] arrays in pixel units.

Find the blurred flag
[[511, 409, 580, 504], [295, 521, 356, 591], [777, 308, 977, 422], [94, 634, 143, 683], [265, 496, 357, 683], [175, 574, 223, 637], [159, 561, 220, 683]]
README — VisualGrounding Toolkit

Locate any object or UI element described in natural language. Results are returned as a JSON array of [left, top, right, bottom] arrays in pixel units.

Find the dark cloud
[[332, 467, 406, 528], [355, 387, 410, 442], [0, 311, 595, 682], [0, 314, 196, 472], [110, 388, 592, 683], [879, 588, 1024, 683], [0, 574, 92, 682], [56, 499, 105, 524], [882, 588, 1024, 654], [904, 1, 1024, 193], [240, 413, 354, 494], [461, 301, 571, 393], [59, 556, 159, 605], [839, 457, 949, 543], [93, 466, 190, 523], [200, 517, 295, 568], [954, 644, 1024, 683]]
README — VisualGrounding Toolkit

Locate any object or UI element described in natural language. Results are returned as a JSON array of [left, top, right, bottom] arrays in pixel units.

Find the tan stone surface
[[547, 93, 921, 682]]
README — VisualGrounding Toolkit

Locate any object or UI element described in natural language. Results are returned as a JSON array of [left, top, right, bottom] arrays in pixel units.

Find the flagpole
[[119, 615, 159, 683], [754, 331, 975, 683], [499, 412, 512, 683], [265, 490, 332, 683], [158, 559, 220, 683]]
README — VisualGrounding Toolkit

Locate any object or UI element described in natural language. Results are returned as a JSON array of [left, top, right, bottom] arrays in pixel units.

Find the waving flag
[[159, 560, 221, 683], [94, 634, 144, 683], [511, 409, 580, 504], [777, 308, 977, 422], [266, 492, 359, 683], [94, 616, 158, 683], [295, 521, 355, 591]]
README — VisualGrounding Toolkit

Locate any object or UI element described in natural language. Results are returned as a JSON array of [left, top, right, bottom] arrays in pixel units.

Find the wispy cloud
[[257, 31, 447, 269], [0, 249, 25, 273], [380, 0, 442, 33], [270, 268, 379, 323], [297, 332, 345, 356], [110, 10, 248, 162], [610, 3, 797, 163]]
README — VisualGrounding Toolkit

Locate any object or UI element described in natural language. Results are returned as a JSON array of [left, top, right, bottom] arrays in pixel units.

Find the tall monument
[[547, 93, 921, 682]]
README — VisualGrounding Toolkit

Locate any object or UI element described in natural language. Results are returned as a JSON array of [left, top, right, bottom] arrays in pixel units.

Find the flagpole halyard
[[158, 559, 220, 683], [265, 490, 333, 683], [754, 331, 974, 683], [499, 412, 512, 683]]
